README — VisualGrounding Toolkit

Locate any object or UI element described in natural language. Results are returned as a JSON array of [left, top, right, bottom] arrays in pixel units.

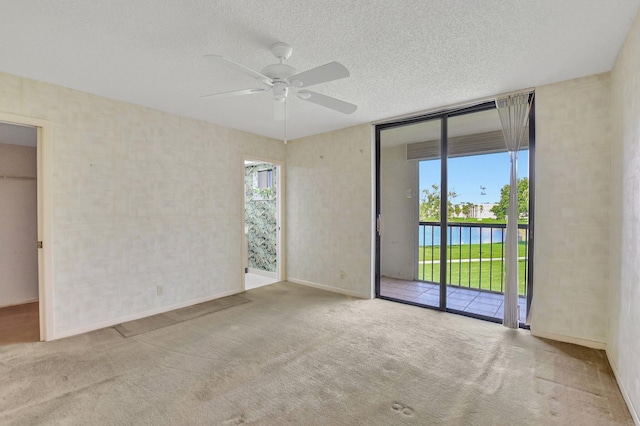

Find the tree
[[490, 177, 529, 221], [460, 202, 474, 219], [419, 184, 458, 221]]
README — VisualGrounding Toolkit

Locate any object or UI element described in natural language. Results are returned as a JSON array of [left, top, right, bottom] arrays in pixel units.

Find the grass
[[419, 241, 528, 261], [419, 259, 528, 295]]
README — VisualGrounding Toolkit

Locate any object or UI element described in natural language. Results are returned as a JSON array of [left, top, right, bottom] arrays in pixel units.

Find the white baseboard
[[248, 268, 276, 279], [607, 351, 639, 426], [530, 328, 607, 350], [54, 289, 243, 340], [287, 278, 371, 299], [0, 298, 39, 309]]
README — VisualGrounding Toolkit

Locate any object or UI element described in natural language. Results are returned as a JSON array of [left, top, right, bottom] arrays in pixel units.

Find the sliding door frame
[[375, 99, 536, 326], [439, 115, 448, 310]]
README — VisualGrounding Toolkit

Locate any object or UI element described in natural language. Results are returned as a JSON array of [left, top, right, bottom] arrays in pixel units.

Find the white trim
[[0, 112, 54, 342], [54, 289, 243, 340], [530, 329, 606, 350], [607, 352, 640, 425], [248, 268, 276, 278], [279, 160, 286, 283], [288, 278, 371, 299]]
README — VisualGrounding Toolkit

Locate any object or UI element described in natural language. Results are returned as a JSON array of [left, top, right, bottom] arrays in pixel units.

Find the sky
[[419, 150, 529, 204]]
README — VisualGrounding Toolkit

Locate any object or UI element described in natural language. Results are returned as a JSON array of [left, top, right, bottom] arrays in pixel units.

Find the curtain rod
[[372, 87, 535, 126]]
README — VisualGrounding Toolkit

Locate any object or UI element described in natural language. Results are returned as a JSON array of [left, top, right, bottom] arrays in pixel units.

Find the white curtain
[[495, 92, 532, 329]]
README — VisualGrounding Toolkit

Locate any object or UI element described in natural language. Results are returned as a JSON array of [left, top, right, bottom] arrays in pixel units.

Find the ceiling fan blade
[[204, 54, 273, 85], [289, 62, 350, 88], [273, 100, 289, 121], [297, 90, 357, 114], [200, 88, 269, 99]]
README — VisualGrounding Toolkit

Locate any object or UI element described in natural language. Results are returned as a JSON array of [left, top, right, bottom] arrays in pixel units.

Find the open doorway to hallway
[[243, 159, 282, 290], [0, 121, 39, 344]]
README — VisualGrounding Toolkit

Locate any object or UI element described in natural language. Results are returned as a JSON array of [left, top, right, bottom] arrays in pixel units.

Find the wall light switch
[[157, 285, 163, 296]]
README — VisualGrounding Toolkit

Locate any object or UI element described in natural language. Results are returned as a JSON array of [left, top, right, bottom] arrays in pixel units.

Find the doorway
[[0, 113, 52, 342], [243, 157, 283, 290], [375, 99, 535, 326], [0, 122, 39, 344]]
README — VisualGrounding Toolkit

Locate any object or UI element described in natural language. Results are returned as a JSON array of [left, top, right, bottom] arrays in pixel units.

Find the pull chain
[[283, 99, 287, 144]]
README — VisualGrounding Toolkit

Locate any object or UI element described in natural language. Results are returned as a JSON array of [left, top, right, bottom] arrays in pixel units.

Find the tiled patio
[[380, 276, 527, 321]]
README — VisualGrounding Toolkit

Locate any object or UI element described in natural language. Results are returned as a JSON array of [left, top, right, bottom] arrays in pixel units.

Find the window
[[257, 169, 273, 190]]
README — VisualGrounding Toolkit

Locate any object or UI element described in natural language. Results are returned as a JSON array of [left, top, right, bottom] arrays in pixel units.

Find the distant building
[[471, 203, 497, 220], [452, 203, 497, 220]]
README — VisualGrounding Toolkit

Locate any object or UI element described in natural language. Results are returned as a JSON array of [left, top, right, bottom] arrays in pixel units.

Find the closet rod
[[0, 175, 36, 181]]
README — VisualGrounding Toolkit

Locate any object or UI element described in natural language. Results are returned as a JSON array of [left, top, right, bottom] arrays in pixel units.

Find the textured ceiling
[[0, 1, 638, 140]]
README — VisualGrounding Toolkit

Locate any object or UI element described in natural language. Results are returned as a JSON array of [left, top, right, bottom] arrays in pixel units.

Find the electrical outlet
[[156, 285, 163, 296]]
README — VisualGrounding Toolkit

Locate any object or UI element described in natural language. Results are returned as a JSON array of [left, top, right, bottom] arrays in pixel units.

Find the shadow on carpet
[[113, 294, 250, 338]]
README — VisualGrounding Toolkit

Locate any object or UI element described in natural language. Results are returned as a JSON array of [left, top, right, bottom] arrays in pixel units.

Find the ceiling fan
[[202, 42, 357, 118]]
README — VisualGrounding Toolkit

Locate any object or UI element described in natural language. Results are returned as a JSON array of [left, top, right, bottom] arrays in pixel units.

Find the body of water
[[419, 225, 508, 247]]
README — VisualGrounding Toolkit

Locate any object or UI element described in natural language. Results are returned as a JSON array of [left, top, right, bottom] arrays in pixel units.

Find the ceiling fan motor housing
[[261, 63, 296, 80], [262, 56, 296, 101]]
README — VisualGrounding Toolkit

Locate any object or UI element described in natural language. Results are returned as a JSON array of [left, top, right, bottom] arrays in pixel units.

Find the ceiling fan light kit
[[202, 42, 357, 116], [271, 82, 290, 102]]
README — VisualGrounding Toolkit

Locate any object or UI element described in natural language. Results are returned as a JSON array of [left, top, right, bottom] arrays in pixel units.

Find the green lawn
[[419, 241, 528, 261], [419, 259, 528, 295]]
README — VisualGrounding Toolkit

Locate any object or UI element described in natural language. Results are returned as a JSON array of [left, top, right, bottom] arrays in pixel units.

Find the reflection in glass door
[[378, 118, 442, 309]]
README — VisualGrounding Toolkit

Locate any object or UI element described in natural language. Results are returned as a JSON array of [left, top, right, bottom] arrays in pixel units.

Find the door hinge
[[37, 241, 43, 249], [376, 215, 381, 235]]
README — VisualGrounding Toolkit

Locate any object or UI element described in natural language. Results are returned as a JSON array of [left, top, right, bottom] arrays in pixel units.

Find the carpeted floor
[[0, 282, 632, 425]]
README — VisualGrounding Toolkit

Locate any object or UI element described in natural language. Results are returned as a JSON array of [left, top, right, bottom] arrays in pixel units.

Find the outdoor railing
[[419, 221, 529, 297]]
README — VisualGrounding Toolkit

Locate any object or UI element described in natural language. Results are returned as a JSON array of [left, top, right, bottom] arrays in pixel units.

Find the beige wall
[[0, 70, 285, 337], [531, 73, 612, 345], [380, 145, 417, 280], [610, 8, 640, 423], [0, 143, 38, 307], [286, 125, 372, 298]]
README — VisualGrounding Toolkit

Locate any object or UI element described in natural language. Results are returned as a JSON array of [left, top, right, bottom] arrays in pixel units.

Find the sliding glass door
[[375, 100, 535, 325]]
